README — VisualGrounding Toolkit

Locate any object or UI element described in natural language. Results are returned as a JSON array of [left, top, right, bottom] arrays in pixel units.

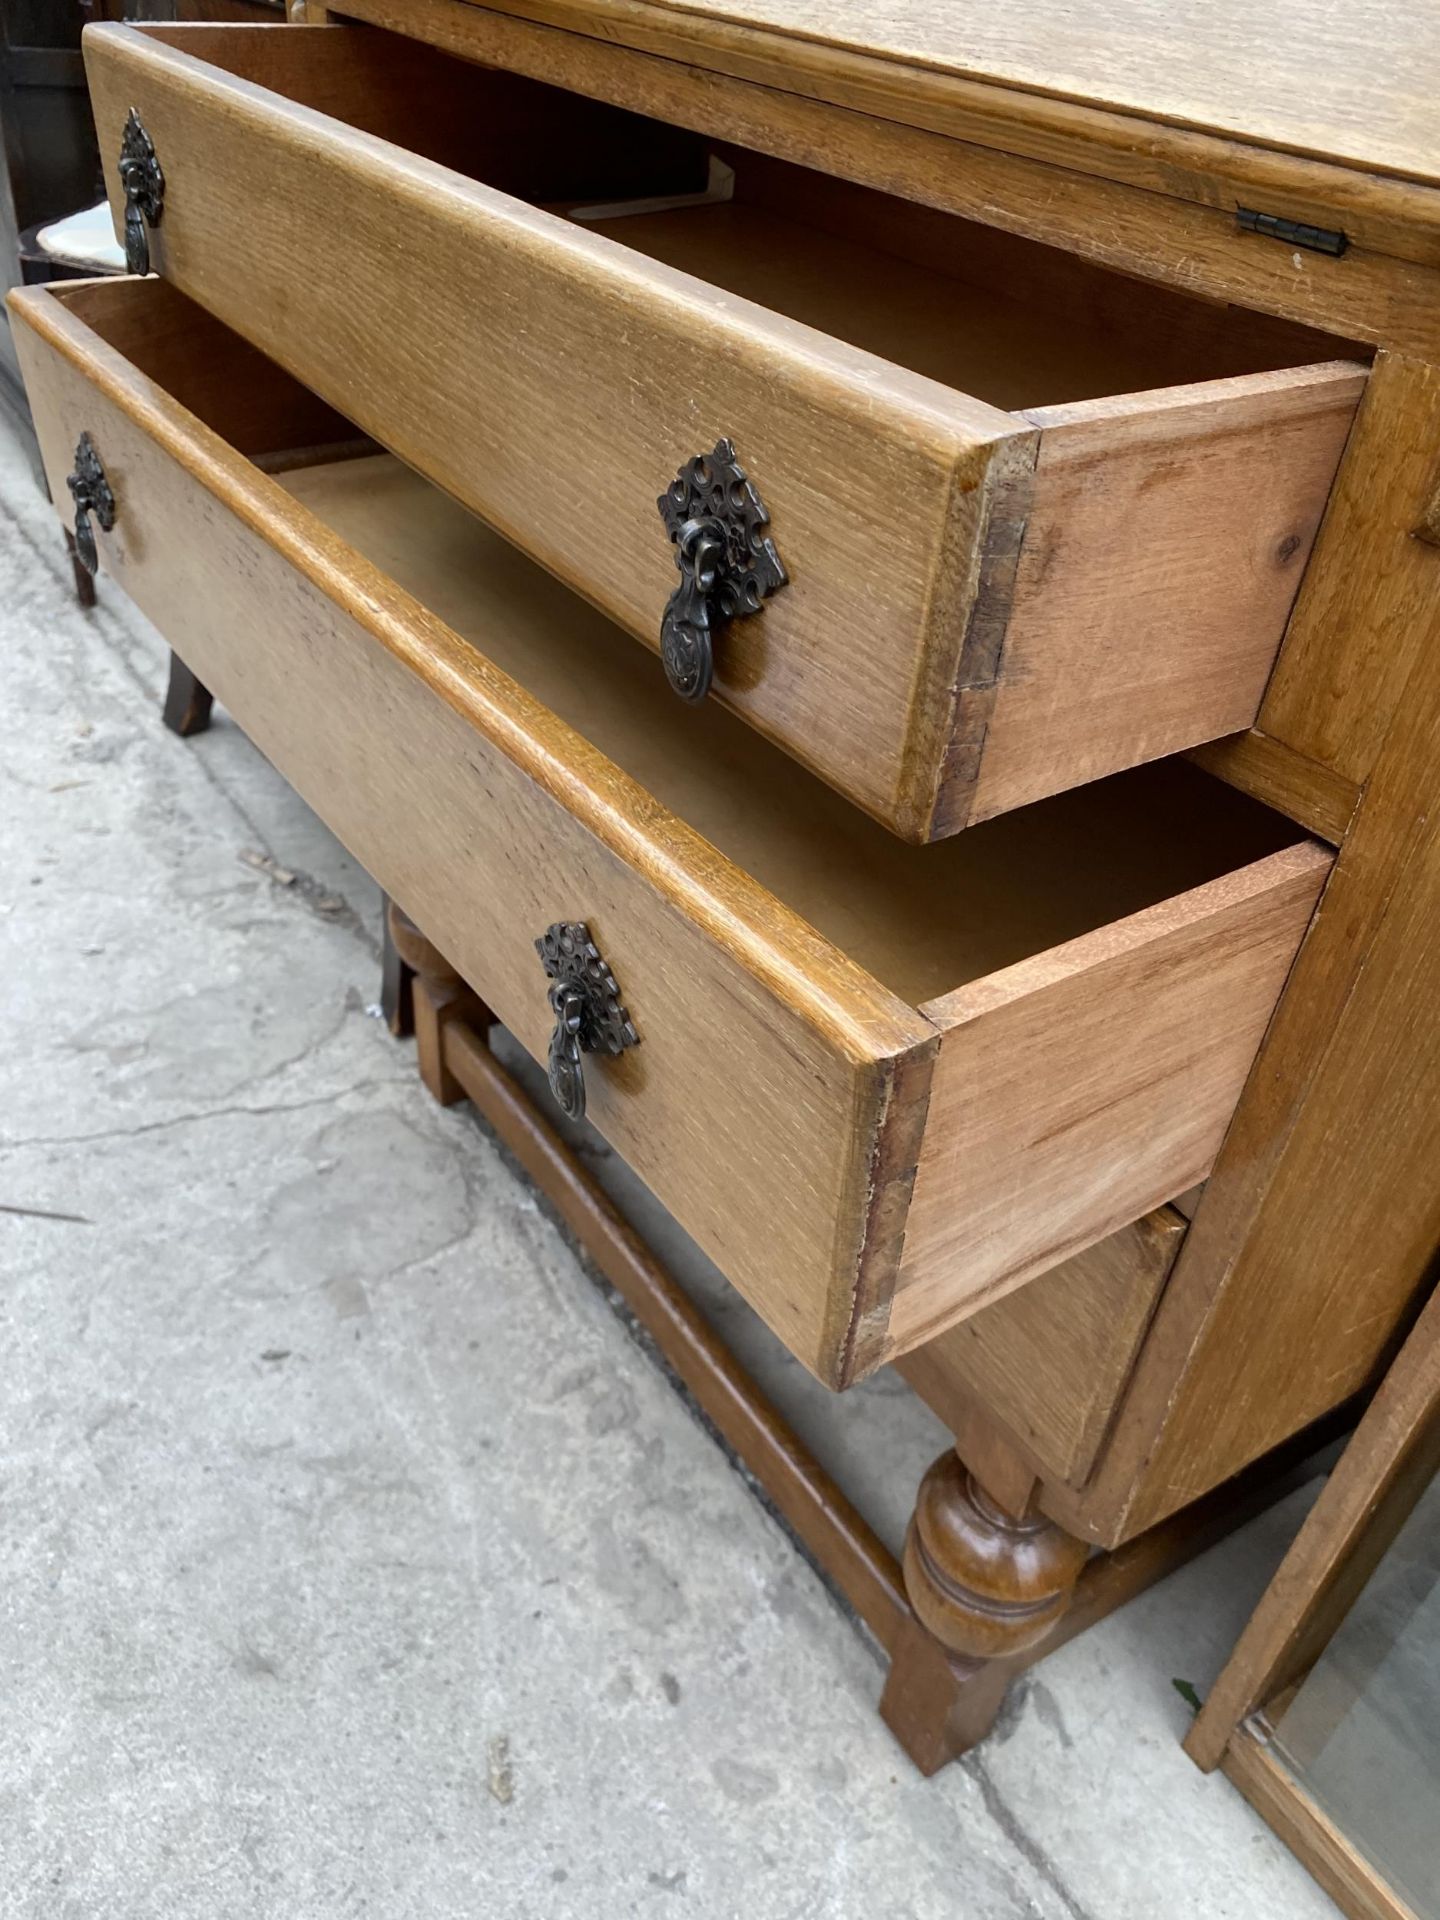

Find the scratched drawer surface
[[10, 276, 1333, 1386], [83, 20, 1367, 842]]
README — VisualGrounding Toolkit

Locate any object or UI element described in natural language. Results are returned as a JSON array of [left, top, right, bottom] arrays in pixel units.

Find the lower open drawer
[[9, 276, 1332, 1387]]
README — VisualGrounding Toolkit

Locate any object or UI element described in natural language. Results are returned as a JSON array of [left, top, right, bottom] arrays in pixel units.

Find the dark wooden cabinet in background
[[0, 0, 283, 427]]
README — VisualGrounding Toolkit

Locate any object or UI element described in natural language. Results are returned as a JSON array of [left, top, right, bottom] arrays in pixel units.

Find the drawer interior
[[277, 455, 1302, 1007], [150, 22, 1361, 412], [57, 277, 1309, 1013], [557, 159, 1360, 411]]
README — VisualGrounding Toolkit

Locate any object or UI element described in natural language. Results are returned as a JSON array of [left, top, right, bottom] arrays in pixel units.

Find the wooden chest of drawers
[[13, 0, 1440, 1775]]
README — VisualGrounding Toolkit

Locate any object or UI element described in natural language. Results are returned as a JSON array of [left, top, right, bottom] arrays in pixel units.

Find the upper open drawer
[[82, 21, 1368, 842]]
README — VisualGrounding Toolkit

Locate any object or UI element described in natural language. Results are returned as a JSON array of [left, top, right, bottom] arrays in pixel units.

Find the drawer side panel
[[888, 841, 1333, 1356], [944, 365, 1368, 829]]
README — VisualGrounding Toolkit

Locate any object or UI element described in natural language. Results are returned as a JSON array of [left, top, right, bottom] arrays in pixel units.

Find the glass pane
[[1268, 1473, 1440, 1916]]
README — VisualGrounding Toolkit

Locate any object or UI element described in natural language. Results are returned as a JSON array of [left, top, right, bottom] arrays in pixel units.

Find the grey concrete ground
[[0, 406, 1340, 1919]]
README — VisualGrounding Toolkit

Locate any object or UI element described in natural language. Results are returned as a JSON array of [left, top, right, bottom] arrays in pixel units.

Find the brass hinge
[[1236, 207, 1348, 257]]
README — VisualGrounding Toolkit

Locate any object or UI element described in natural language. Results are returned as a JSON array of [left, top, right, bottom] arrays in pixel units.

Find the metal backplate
[[657, 438, 787, 702], [534, 922, 639, 1122], [66, 433, 116, 577], [118, 108, 164, 275]]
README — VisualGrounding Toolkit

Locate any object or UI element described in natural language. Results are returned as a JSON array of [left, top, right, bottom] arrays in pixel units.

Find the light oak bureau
[[10, 0, 1440, 1772]]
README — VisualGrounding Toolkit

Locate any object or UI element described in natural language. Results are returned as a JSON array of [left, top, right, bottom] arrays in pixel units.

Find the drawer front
[[83, 24, 1365, 841], [12, 280, 936, 1390]]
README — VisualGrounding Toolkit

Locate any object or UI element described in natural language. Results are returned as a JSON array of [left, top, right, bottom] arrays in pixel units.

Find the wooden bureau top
[[421, 0, 1440, 269], [470, 0, 1434, 185]]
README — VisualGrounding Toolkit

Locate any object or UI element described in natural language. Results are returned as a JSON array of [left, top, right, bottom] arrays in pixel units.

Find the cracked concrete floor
[[0, 406, 1342, 1920]]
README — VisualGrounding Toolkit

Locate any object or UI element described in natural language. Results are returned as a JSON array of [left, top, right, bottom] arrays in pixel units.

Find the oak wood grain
[[36, 0, 1440, 1760], [137, 13, 710, 201], [958, 368, 1365, 827], [593, 184, 1366, 828], [345, 0, 1440, 268], [599, 156, 1357, 406], [83, 21, 1021, 839], [84, 22, 1366, 837], [1188, 732, 1359, 848], [32, 273, 355, 458], [1045, 354, 1440, 1541], [298, 451, 1327, 1349], [498, 0, 1440, 196], [1255, 353, 1440, 789], [275, 456, 1310, 1009], [330, 0, 1440, 356]]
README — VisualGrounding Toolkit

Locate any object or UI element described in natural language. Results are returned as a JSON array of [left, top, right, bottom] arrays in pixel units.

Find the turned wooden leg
[[162, 650, 214, 737], [385, 899, 492, 1104], [880, 1448, 1089, 1773], [65, 528, 96, 610]]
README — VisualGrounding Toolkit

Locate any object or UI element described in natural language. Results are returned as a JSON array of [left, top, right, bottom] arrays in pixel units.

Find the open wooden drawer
[[82, 21, 1368, 841], [9, 276, 1332, 1387]]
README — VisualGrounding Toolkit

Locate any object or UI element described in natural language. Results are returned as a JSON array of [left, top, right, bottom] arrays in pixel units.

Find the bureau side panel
[[1038, 352, 1440, 1545], [1253, 353, 1440, 788]]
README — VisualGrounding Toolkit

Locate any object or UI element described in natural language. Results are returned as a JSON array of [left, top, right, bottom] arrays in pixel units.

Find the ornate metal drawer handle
[[118, 109, 164, 275], [534, 922, 638, 1122], [657, 438, 787, 702], [66, 433, 116, 577]]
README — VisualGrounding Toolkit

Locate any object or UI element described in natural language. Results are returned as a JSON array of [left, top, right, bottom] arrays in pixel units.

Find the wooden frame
[[1219, 1737, 1424, 1920], [383, 895, 1348, 1775], [325, 0, 1440, 365], [82, 10, 1440, 1541], [285, 0, 1440, 1705], [336, 0, 1440, 267], [1186, 1283, 1440, 1919]]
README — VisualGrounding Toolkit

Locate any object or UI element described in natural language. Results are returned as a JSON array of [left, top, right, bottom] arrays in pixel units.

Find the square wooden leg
[[879, 1616, 1013, 1774], [383, 898, 492, 1103], [380, 900, 415, 1038], [65, 528, 96, 610], [162, 651, 214, 737]]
